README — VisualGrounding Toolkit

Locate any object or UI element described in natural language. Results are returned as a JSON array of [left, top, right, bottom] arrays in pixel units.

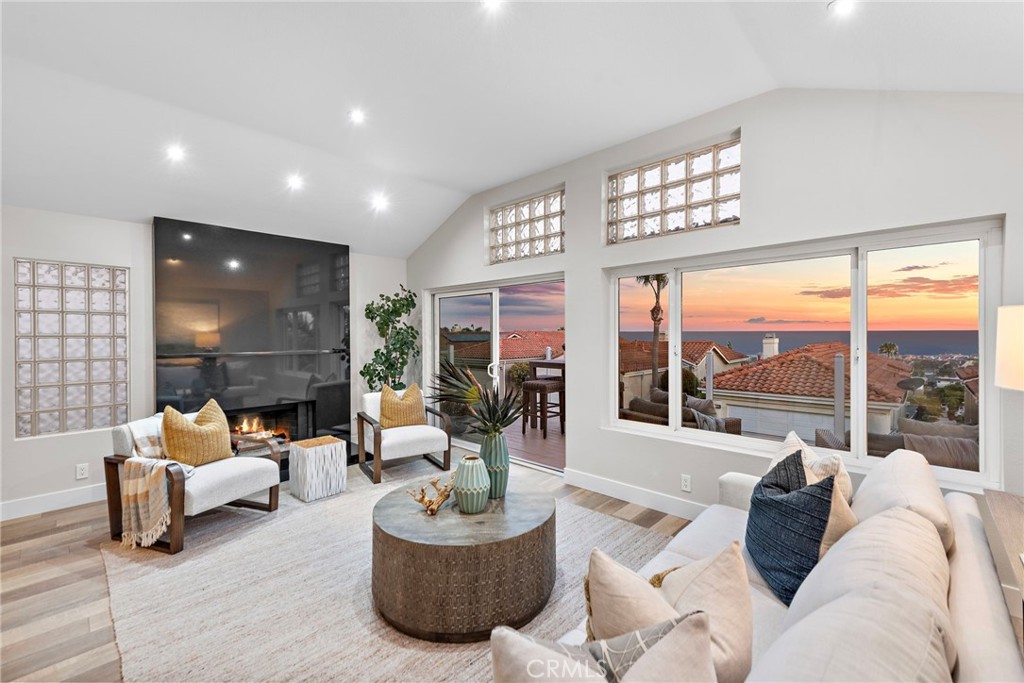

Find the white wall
[[1, 205, 406, 519], [408, 89, 1024, 517], [347, 252, 408, 422], [1, 206, 155, 519]]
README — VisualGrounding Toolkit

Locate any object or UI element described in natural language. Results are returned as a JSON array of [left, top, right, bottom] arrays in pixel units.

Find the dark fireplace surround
[[153, 217, 352, 482]]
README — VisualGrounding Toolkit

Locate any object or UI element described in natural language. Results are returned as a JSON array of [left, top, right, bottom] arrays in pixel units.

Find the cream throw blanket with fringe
[[121, 457, 173, 548]]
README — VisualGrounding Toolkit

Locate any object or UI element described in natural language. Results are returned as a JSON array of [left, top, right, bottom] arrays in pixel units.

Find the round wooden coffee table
[[371, 486, 556, 642]]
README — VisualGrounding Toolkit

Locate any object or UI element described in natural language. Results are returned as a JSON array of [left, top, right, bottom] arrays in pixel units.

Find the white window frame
[[608, 216, 1005, 492]]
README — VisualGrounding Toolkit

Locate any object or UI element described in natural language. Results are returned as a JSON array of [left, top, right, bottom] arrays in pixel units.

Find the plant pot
[[453, 455, 490, 514], [479, 433, 510, 499]]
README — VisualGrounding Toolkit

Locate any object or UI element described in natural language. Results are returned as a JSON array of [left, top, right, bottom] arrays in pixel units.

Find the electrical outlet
[[75, 463, 89, 480], [680, 474, 692, 493]]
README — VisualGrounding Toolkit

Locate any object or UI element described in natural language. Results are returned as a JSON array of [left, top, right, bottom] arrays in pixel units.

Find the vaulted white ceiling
[[3, 2, 1021, 257]]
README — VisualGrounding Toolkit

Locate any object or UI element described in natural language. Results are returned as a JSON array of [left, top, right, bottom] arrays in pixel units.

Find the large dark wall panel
[[153, 217, 350, 435]]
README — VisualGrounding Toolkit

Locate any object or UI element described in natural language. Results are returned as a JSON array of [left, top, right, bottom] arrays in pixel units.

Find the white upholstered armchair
[[357, 390, 451, 484], [106, 414, 281, 554]]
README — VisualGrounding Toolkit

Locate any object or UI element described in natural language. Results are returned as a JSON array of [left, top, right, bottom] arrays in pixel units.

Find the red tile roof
[[682, 340, 749, 364], [955, 366, 979, 381], [714, 342, 912, 403], [617, 338, 746, 374], [453, 330, 565, 361]]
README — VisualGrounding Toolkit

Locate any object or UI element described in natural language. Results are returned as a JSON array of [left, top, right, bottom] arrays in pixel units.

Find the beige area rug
[[102, 457, 670, 682]]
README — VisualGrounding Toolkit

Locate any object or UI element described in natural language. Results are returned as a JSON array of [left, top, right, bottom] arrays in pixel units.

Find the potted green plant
[[431, 357, 523, 498], [360, 285, 419, 391]]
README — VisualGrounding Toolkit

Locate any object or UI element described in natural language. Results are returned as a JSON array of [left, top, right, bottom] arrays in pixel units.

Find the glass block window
[[489, 190, 565, 264], [296, 262, 320, 297], [14, 259, 129, 437], [607, 138, 740, 244]]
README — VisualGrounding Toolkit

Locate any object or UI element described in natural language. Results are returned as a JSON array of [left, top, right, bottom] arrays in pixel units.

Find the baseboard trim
[[563, 468, 707, 521], [1, 483, 107, 521]]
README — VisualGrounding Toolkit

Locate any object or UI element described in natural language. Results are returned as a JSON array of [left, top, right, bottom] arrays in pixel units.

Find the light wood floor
[[0, 462, 687, 683]]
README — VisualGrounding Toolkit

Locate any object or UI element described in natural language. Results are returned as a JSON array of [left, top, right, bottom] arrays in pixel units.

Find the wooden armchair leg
[[104, 457, 123, 541]]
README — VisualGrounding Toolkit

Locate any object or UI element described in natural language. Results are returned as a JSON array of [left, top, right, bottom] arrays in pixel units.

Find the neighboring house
[[618, 338, 747, 407], [449, 330, 565, 387], [713, 342, 912, 441], [956, 366, 980, 425]]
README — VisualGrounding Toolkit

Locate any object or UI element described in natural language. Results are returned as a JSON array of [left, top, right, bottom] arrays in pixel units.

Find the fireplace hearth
[[224, 401, 314, 482]]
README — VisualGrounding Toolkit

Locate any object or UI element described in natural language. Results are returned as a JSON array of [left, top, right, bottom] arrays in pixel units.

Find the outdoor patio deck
[[505, 420, 565, 471]]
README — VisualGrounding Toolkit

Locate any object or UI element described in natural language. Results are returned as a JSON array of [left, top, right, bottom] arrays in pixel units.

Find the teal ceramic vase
[[479, 433, 510, 499], [453, 455, 490, 514]]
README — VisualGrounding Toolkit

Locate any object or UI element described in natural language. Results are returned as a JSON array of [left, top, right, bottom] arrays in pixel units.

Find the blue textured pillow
[[745, 451, 836, 605]]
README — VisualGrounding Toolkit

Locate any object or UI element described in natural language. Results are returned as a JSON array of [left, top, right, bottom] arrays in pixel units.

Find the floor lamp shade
[[994, 305, 1023, 391]]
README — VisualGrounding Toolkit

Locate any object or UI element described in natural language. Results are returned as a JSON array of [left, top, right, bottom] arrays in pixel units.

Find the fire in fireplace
[[223, 401, 315, 482]]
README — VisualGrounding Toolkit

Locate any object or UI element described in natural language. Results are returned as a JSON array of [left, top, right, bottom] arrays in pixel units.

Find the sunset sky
[[620, 241, 979, 332], [438, 281, 565, 332]]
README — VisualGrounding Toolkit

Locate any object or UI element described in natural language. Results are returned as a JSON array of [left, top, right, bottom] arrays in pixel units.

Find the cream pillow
[[774, 431, 854, 503], [585, 548, 677, 640], [585, 544, 753, 683], [803, 461, 858, 559], [491, 613, 716, 683], [659, 542, 754, 683]]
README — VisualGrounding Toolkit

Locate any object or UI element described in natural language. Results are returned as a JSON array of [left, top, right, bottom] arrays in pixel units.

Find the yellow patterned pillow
[[380, 384, 427, 430], [162, 400, 234, 466]]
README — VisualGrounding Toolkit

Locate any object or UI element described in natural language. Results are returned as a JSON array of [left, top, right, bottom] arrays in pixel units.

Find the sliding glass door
[[435, 290, 499, 446]]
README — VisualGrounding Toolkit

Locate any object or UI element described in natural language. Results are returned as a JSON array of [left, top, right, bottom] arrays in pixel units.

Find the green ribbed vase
[[479, 433, 510, 499], [453, 455, 490, 514]]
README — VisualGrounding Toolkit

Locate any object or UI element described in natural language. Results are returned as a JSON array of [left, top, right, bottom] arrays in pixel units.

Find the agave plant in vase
[[432, 358, 523, 499]]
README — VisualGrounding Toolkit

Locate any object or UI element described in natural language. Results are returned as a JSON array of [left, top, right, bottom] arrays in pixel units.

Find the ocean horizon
[[619, 330, 978, 357]]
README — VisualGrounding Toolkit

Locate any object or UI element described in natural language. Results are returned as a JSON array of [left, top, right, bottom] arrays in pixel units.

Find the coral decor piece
[[407, 473, 456, 515]]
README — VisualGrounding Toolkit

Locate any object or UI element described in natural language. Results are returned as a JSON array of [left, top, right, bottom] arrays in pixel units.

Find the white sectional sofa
[[561, 450, 1024, 682]]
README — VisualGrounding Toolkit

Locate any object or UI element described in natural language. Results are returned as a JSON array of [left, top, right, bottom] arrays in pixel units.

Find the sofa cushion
[[899, 416, 979, 440], [162, 400, 233, 467], [748, 586, 954, 683], [659, 542, 753, 683], [783, 506, 953, 669], [664, 503, 748, 561], [773, 431, 853, 503], [650, 387, 670, 404], [850, 449, 955, 552], [628, 397, 669, 420], [944, 492, 1024, 683], [685, 394, 717, 416], [746, 452, 855, 605], [493, 613, 716, 683], [375, 425, 448, 460], [183, 456, 280, 516]]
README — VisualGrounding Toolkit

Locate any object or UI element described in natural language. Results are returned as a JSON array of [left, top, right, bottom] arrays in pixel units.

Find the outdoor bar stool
[[521, 378, 565, 439]]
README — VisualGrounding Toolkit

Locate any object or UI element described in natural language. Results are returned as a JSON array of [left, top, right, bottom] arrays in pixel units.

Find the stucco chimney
[[762, 333, 779, 358]]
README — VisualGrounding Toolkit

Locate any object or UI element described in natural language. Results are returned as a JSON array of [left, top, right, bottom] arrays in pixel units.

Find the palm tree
[[879, 341, 900, 359], [636, 274, 669, 396]]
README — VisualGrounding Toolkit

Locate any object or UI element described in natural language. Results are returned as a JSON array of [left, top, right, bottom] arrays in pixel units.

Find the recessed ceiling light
[[287, 174, 304, 191], [167, 258, 181, 265], [827, 0, 855, 16], [227, 259, 241, 270], [349, 108, 367, 125], [482, 0, 504, 12], [166, 144, 186, 162], [182, 233, 192, 241], [371, 192, 390, 212]]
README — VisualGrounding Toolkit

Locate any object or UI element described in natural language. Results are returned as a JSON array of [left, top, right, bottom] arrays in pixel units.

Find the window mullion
[[850, 247, 868, 461], [667, 271, 681, 432]]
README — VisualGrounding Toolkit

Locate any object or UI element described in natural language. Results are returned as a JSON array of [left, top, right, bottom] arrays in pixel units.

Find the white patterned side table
[[289, 436, 347, 502]]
